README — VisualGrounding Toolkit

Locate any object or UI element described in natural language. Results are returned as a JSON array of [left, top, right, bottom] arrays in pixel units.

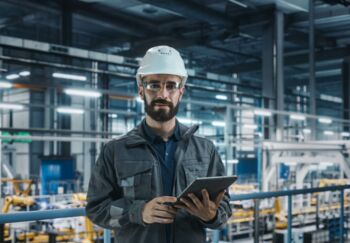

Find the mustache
[[151, 99, 173, 106]]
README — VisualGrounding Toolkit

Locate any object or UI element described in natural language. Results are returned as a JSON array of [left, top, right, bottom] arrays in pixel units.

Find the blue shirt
[[142, 119, 180, 196], [142, 119, 180, 243]]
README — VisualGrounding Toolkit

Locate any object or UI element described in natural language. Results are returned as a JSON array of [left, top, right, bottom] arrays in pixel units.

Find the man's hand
[[142, 196, 177, 224], [175, 189, 225, 222]]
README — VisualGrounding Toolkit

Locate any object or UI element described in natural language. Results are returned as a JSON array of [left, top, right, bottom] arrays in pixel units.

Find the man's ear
[[179, 86, 185, 101], [138, 86, 144, 99]]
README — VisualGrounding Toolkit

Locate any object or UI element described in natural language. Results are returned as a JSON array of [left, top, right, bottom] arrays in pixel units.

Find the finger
[[180, 198, 196, 211], [155, 196, 177, 204], [152, 210, 176, 219], [154, 204, 177, 214], [152, 216, 174, 224], [187, 193, 203, 208], [202, 189, 210, 208], [215, 191, 225, 207]]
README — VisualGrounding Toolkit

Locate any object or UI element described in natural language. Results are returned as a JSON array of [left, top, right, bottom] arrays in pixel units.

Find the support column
[[100, 75, 109, 139], [275, 10, 285, 141], [225, 107, 233, 175], [309, 0, 317, 140], [342, 58, 350, 132], [61, 1, 72, 46], [262, 18, 274, 140], [29, 91, 45, 177], [0, 47, 3, 197]]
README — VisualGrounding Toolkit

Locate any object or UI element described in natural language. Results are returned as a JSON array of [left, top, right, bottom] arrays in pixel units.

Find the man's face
[[138, 74, 184, 122]]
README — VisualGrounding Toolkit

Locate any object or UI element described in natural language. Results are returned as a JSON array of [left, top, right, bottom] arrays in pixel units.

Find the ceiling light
[[324, 130, 334, 136], [56, 107, 84, 114], [19, 71, 30, 76], [52, 72, 87, 81], [215, 95, 228, 100], [135, 97, 143, 103], [0, 103, 24, 110], [243, 124, 258, 129], [227, 159, 239, 164], [290, 114, 306, 121], [318, 117, 332, 124], [341, 132, 350, 137], [108, 114, 118, 118], [178, 117, 202, 125], [212, 121, 226, 127], [6, 74, 20, 80], [253, 109, 272, 117], [64, 89, 101, 98], [303, 128, 311, 134], [285, 162, 297, 166], [0, 81, 12, 88]]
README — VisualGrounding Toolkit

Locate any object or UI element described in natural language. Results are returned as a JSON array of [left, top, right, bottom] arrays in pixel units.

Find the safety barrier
[[0, 185, 349, 243]]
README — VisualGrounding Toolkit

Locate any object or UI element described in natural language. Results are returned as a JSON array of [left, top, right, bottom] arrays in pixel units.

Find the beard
[[144, 96, 180, 122]]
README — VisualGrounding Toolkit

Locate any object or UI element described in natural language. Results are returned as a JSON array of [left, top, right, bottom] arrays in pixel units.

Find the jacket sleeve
[[200, 145, 232, 229], [86, 143, 146, 229]]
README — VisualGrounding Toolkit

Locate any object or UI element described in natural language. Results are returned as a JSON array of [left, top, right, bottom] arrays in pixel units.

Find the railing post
[[287, 195, 292, 243], [0, 224, 4, 243], [254, 199, 260, 243], [104, 229, 111, 243], [340, 189, 344, 243], [212, 229, 220, 243]]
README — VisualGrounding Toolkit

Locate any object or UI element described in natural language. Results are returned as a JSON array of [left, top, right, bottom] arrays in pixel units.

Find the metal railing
[[0, 185, 349, 243]]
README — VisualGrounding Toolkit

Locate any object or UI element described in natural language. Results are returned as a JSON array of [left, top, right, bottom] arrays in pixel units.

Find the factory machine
[[0, 179, 103, 243]]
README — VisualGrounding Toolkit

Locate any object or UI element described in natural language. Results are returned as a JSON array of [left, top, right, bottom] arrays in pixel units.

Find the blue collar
[[142, 119, 181, 143]]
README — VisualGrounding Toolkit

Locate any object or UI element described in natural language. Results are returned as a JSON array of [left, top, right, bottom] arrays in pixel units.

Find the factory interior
[[0, 0, 350, 242]]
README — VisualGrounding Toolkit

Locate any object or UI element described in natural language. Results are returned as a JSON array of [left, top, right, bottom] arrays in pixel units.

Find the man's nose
[[156, 84, 170, 98]]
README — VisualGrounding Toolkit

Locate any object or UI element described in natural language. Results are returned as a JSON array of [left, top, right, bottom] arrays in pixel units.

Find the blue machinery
[[1, 185, 349, 243]]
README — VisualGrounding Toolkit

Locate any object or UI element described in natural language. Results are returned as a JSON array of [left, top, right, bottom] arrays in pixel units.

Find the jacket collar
[[125, 119, 199, 147]]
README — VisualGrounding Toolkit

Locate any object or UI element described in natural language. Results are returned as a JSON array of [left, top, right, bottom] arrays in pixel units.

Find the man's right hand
[[142, 196, 177, 224]]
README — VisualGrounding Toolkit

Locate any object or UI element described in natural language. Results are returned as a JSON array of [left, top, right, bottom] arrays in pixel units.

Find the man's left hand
[[175, 189, 225, 222]]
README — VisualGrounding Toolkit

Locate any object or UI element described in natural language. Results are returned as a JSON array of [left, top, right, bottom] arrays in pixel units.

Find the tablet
[[174, 175, 237, 205]]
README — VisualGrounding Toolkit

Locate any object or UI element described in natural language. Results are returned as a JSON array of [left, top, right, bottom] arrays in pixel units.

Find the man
[[86, 45, 232, 243]]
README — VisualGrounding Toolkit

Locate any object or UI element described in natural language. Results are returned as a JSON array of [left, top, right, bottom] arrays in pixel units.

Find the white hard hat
[[136, 45, 188, 86]]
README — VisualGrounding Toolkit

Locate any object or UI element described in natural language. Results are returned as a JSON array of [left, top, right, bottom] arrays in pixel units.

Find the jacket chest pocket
[[118, 161, 153, 200], [182, 160, 209, 185]]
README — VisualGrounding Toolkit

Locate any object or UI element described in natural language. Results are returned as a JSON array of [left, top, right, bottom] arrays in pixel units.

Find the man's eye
[[166, 83, 178, 90], [148, 83, 161, 89]]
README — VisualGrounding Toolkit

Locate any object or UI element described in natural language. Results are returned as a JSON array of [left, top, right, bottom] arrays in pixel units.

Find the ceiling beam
[[220, 46, 350, 73]]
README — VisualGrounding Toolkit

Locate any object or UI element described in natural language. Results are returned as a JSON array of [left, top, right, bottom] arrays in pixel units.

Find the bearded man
[[86, 45, 231, 243]]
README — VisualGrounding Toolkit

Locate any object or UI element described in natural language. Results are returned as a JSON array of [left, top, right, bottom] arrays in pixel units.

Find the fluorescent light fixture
[[285, 162, 297, 166], [19, 71, 30, 76], [52, 72, 87, 81], [227, 159, 239, 164], [341, 132, 350, 137], [228, 0, 248, 8], [178, 117, 202, 125], [318, 117, 332, 124], [215, 95, 228, 100], [243, 124, 257, 129], [323, 130, 334, 136], [135, 97, 143, 103], [108, 114, 118, 118], [211, 121, 226, 127], [0, 81, 12, 88], [303, 128, 311, 134], [56, 107, 84, 114], [253, 109, 272, 117], [0, 103, 24, 110], [290, 114, 306, 121], [6, 74, 19, 80], [64, 89, 101, 98]]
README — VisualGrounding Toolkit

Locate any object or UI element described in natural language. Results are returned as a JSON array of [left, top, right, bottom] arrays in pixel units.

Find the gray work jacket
[[86, 121, 232, 243]]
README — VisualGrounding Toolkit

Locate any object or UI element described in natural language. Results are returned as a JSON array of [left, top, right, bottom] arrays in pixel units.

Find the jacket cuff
[[128, 200, 147, 226], [200, 209, 227, 229]]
